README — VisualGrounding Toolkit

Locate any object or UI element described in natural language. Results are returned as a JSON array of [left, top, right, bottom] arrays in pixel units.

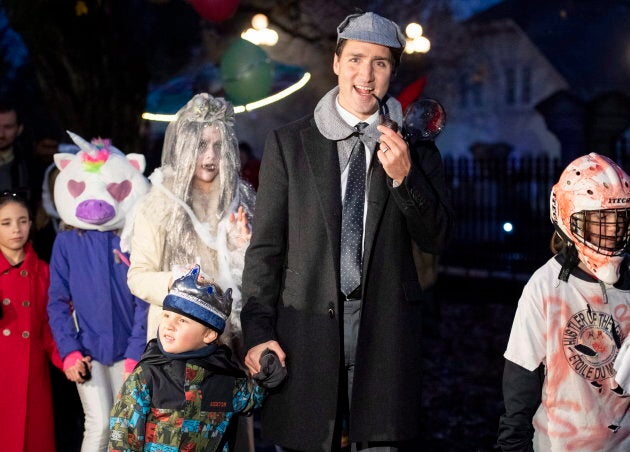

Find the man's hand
[[244, 340, 285, 375], [376, 124, 411, 186]]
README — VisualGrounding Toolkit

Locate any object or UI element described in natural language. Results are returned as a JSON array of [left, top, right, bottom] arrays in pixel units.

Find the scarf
[[313, 86, 403, 172]]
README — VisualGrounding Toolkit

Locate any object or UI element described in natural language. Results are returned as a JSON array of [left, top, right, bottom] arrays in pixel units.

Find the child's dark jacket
[[109, 339, 265, 451]]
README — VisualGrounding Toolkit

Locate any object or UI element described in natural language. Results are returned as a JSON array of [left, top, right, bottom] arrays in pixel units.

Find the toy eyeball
[[403, 98, 446, 142]]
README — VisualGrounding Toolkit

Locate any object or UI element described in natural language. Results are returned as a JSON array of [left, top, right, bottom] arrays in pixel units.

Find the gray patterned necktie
[[340, 122, 368, 297]]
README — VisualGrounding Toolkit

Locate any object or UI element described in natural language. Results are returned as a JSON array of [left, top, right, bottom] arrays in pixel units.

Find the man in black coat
[[241, 11, 454, 451]]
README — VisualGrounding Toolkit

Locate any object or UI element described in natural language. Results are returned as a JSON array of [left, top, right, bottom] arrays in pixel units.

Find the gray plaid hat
[[337, 12, 405, 49]]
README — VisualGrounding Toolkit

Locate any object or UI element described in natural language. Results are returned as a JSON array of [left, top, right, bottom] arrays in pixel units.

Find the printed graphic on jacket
[[563, 308, 625, 383], [109, 342, 265, 451]]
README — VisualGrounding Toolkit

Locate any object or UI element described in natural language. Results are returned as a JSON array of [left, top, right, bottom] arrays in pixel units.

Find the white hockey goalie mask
[[550, 153, 630, 284]]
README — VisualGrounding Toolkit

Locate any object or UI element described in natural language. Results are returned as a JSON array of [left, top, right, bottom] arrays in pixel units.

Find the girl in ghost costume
[[124, 93, 255, 350]]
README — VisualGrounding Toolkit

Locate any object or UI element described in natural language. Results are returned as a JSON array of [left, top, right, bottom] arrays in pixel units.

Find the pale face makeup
[[193, 125, 222, 191]]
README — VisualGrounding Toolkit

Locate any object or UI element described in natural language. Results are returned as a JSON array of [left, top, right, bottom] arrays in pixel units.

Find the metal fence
[[439, 155, 564, 280], [439, 151, 630, 280]]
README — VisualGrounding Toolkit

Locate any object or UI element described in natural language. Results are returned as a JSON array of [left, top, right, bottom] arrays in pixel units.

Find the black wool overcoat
[[241, 114, 453, 451]]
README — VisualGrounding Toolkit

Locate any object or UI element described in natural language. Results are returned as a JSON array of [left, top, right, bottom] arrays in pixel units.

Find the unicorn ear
[[54, 153, 77, 171], [126, 153, 146, 174], [66, 130, 93, 152]]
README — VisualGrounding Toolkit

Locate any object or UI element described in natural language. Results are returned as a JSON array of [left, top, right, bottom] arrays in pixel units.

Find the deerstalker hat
[[337, 12, 405, 49]]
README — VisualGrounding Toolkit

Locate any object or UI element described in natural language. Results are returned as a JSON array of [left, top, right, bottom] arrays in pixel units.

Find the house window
[[505, 66, 532, 106], [471, 79, 483, 107], [521, 66, 531, 104], [458, 73, 469, 108], [505, 67, 516, 105], [458, 72, 484, 108]]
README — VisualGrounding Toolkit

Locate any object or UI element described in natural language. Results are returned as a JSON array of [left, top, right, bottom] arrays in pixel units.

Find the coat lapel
[[362, 159, 389, 288], [301, 121, 342, 277]]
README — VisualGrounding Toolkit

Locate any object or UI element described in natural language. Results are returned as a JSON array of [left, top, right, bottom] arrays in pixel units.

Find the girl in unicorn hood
[[47, 132, 150, 451]]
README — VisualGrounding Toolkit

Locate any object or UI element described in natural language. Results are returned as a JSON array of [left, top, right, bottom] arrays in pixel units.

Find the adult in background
[[29, 125, 65, 262], [240, 10, 453, 451], [0, 100, 29, 197]]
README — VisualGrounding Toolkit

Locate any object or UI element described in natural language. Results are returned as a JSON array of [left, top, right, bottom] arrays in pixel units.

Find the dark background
[[1, 1, 628, 450]]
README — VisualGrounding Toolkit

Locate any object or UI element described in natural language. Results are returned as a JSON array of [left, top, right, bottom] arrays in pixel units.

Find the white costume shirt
[[505, 256, 630, 451]]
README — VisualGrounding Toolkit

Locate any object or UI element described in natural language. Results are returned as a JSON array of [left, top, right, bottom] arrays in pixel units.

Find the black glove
[[253, 349, 287, 389]]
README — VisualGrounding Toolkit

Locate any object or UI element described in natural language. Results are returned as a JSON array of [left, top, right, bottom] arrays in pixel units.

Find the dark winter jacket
[[109, 339, 265, 451]]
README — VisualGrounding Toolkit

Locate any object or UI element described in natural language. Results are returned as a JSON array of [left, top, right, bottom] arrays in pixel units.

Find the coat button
[[328, 302, 335, 319], [2, 329, 10, 336], [2, 298, 9, 305], [22, 300, 30, 307], [22, 331, 30, 339], [20, 270, 28, 277]]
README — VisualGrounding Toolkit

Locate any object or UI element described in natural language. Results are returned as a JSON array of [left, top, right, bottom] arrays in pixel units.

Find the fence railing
[[439, 155, 564, 280]]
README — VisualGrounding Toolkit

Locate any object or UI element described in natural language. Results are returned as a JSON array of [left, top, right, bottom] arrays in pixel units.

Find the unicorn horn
[[66, 130, 97, 154]]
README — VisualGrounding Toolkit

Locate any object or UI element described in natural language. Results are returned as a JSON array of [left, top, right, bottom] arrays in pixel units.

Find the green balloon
[[220, 39, 274, 105]]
